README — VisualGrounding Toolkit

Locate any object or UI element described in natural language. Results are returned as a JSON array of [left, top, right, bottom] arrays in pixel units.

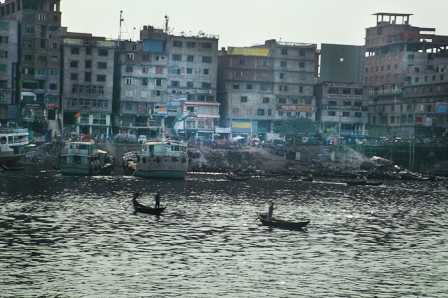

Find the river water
[[1, 166, 447, 297]]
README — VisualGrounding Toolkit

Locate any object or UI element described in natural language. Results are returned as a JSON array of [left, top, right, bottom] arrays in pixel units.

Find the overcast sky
[[58, 0, 448, 48]]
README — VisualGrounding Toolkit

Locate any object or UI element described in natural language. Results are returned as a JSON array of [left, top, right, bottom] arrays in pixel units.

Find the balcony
[[369, 89, 402, 96]]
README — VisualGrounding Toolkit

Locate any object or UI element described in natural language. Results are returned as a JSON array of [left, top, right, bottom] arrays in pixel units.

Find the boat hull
[[59, 163, 114, 176], [257, 212, 310, 230], [134, 169, 187, 179]]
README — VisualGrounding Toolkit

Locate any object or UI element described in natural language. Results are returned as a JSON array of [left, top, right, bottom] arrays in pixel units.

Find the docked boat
[[122, 139, 188, 179], [0, 127, 31, 166], [257, 212, 310, 230], [343, 179, 383, 186], [58, 138, 114, 175], [226, 173, 251, 181], [132, 195, 166, 215]]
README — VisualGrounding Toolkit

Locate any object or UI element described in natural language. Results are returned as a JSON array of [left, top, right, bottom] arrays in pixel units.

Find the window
[[328, 111, 336, 116], [0, 51, 7, 58], [263, 97, 269, 103], [232, 84, 239, 89], [280, 73, 285, 79], [202, 56, 212, 63], [268, 109, 272, 116], [202, 43, 212, 49], [97, 75, 106, 82], [278, 98, 286, 104], [70, 61, 79, 68], [241, 96, 248, 103], [156, 78, 162, 86], [342, 112, 350, 117], [262, 60, 268, 66], [49, 69, 59, 77], [235, 71, 242, 78], [299, 62, 305, 68], [278, 111, 284, 116], [202, 82, 211, 89], [52, 56, 58, 62], [86, 47, 92, 55], [126, 66, 133, 72], [171, 81, 179, 87], [96, 62, 107, 69], [70, 73, 78, 80], [292, 98, 298, 104], [355, 112, 362, 117], [187, 55, 194, 62], [203, 69, 209, 75], [246, 84, 253, 90], [187, 82, 194, 88], [0, 36, 8, 44], [125, 78, 133, 85], [299, 86, 303, 93], [186, 68, 193, 74], [0, 22, 9, 30], [142, 78, 148, 85], [281, 49, 288, 55], [49, 83, 57, 90], [299, 50, 305, 56], [127, 53, 134, 60], [173, 40, 182, 47], [36, 68, 46, 76], [24, 55, 32, 61], [280, 61, 286, 67], [98, 49, 108, 56], [257, 109, 265, 115], [240, 59, 246, 65], [186, 42, 196, 48], [172, 54, 181, 61], [343, 89, 351, 95], [71, 47, 80, 54], [85, 60, 92, 68], [38, 14, 46, 21]]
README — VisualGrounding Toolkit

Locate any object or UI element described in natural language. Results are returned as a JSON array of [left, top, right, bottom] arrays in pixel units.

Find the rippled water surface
[[1, 167, 448, 297]]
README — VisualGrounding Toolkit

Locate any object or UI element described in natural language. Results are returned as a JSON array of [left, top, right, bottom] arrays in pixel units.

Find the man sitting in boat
[[133, 192, 140, 205], [155, 191, 161, 208]]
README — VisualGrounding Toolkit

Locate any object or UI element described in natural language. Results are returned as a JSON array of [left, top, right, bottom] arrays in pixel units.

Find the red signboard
[[46, 103, 60, 108], [276, 104, 315, 112]]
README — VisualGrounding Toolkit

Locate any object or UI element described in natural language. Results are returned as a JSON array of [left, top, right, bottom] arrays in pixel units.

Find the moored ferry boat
[[58, 137, 114, 175], [122, 139, 188, 179], [0, 127, 30, 166]]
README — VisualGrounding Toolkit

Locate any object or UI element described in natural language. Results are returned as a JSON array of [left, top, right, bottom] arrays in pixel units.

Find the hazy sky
[[57, 0, 448, 48]]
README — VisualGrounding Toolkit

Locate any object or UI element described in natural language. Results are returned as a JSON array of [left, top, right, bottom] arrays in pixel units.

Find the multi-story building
[[317, 44, 367, 143], [60, 29, 116, 138], [114, 25, 220, 140], [0, 19, 18, 126], [402, 56, 448, 139], [0, 0, 62, 133], [218, 39, 318, 140], [364, 12, 448, 138]]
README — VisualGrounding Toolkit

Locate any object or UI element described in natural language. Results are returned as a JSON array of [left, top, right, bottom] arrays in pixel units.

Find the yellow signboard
[[232, 122, 252, 128], [63, 38, 83, 46], [227, 47, 270, 57]]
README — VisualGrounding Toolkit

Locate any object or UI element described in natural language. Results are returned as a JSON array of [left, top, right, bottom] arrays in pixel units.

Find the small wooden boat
[[256, 212, 310, 230], [301, 176, 313, 182], [226, 173, 251, 181], [132, 197, 166, 215], [343, 179, 383, 186]]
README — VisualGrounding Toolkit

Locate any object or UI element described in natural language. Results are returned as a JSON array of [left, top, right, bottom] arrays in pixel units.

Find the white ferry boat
[[122, 139, 188, 179], [0, 127, 30, 166]]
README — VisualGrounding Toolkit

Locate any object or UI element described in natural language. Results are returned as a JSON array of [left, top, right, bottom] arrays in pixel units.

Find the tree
[[274, 118, 318, 143]]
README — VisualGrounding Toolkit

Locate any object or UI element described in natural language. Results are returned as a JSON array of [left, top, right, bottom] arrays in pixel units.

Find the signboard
[[322, 105, 361, 111], [425, 117, 433, 126], [436, 102, 448, 114], [171, 94, 187, 101], [96, 40, 117, 48], [327, 83, 363, 88], [169, 100, 181, 106], [232, 122, 251, 128], [227, 47, 270, 57], [215, 127, 231, 134], [276, 104, 315, 112], [156, 106, 167, 115], [0, 93, 5, 102], [7, 105, 17, 119], [46, 103, 60, 108], [63, 38, 83, 46], [415, 115, 423, 125], [326, 94, 363, 100]]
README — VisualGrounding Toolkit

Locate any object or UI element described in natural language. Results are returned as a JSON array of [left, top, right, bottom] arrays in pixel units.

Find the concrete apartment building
[[60, 29, 116, 138], [0, 19, 18, 126], [317, 43, 367, 144], [218, 40, 318, 140], [365, 13, 448, 139], [115, 24, 219, 140], [0, 0, 61, 133]]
